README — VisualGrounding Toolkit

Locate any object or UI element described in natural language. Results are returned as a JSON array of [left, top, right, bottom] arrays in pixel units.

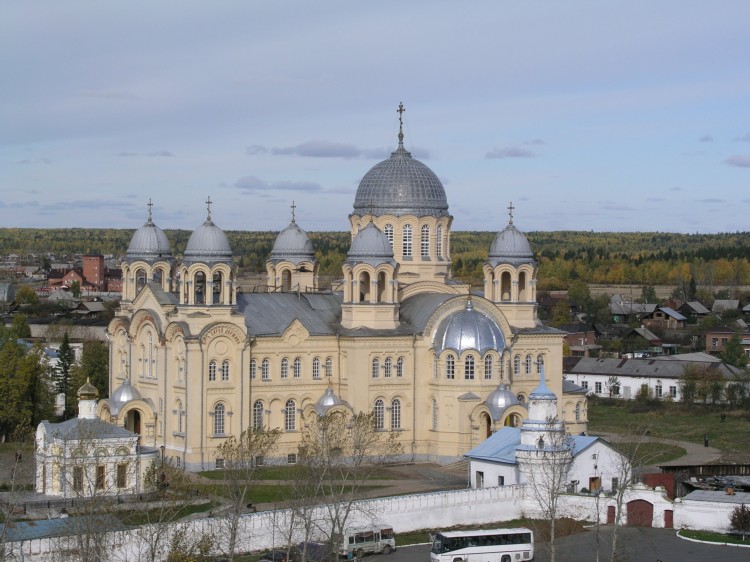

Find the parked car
[[292, 541, 335, 562], [259, 550, 289, 562]]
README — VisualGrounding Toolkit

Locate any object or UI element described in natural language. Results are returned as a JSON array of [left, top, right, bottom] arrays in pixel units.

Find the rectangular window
[[670, 385, 677, 398], [446, 356, 455, 379], [581, 381, 588, 390], [421, 225, 430, 257], [261, 360, 269, 380], [73, 466, 84, 492], [464, 357, 475, 380], [711, 338, 718, 349], [287, 453, 297, 465], [402, 225, 412, 257], [96, 465, 105, 490], [595, 381, 602, 394], [498, 475, 505, 486], [117, 464, 127, 488], [655, 385, 662, 397], [250, 360, 256, 379], [476, 471, 484, 489], [215, 458, 225, 470], [612, 477, 619, 493]]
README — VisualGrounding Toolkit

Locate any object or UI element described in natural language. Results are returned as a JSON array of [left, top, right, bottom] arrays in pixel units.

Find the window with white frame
[[421, 224, 430, 257], [250, 359, 257, 379], [464, 355, 475, 380], [213, 403, 226, 435], [536, 354, 544, 374], [384, 224, 393, 247], [391, 398, 401, 430], [284, 399, 296, 431], [595, 381, 602, 394], [396, 356, 404, 377], [177, 401, 184, 433], [287, 453, 297, 465], [293, 357, 301, 378], [374, 399, 384, 430], [436, 225, 443, 258], [325, 356, 333, 378], [446, 355, 455, 379], [525, 355, 532, 374], [313, 357, 321, 379], [575, 402, 581, 421], [281, 358, 289, 379], [261, 358, 270, 380], [655, 383, 663, 397], [581, 381, 588, 389], [221, 359, 230, 381], [253, 400, 263, 429], [670, 385, 677, 398], [372, 358, 380, 378], [514, 355, 521, 375], [384, 357, 392, 378], [402, 224, 412, 257], [484, 355, 493, 380], [208, 360, 217, 382]]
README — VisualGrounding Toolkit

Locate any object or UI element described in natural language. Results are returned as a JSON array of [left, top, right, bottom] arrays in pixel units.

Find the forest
[[2, 228, 750, 290]]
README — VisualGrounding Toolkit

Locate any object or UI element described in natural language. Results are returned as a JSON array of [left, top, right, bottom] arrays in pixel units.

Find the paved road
[[371, 527, 749, 562]]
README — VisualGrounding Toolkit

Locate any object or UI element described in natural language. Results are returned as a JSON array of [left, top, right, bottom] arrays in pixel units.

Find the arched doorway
[[479, 412, 492, 439], [281, 269, 292, 292], [626, 499, 653, 527], [125, 410, 142, 435], [504, 413, 521, 427]]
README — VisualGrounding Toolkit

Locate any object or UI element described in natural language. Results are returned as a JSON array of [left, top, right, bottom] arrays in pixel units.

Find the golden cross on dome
[[206, 196, 213, 220], [147, 198, 153, 221], [508, 202, 515, 224], [291, 200, 296, 223]]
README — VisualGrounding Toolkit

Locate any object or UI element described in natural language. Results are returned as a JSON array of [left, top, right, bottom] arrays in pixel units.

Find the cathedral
[[103, 108, 588, 471]]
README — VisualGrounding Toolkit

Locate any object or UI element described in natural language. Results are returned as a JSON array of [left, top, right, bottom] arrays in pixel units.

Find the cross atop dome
[[291, 200, 296, 224], [397, 101, 405, 146], [147, 198, 153, 222], [508, 201, 515, 225], [206, 196, 213, 220]]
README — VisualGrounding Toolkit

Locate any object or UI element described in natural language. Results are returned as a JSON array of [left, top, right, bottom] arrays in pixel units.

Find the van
[[337, 526, 396, 559]]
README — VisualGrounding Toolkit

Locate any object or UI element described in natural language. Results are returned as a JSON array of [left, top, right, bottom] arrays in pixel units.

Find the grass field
[[587, 397, 750, 461]]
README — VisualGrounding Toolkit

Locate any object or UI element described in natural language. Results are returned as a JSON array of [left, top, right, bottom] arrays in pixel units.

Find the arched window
[[384, 224, 393, 247], [249, 359, 257, 379], [575, 402, 581, 422], [396, 357, 404, 377], [514, 355, 521, 375], [148, 332, 154, 378], [293, 357, 301, 378], [261, 358, 270, 380], [421, 224, 430, 257], [391, 398, 401, 430], [431, 399, 438, 430], [281, 358, 289, 379], [325, 356, 333, 378], [284, 399, 296, 431], [464, 356, 475, 380], [221, 359, 230, 381], [253, 400, 264, 429], [384, 357, 392, 378], [208, 360, 217, 382], [374, 399, 384, 430], [402, 224, 412, 257], [372, 358, 380, 378], [525, 355, 532, 375], [312, 357, 321, 379], [140, 344, 145, 377], [213, 403, 225, 436], [484, 355, 493, 380], [436, 225, 443, 258], [446, 355, 455, 379], [537, 354, 544, 374], [177, 401, 184, 434]]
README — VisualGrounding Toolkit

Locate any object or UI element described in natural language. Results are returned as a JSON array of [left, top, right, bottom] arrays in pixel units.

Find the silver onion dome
[[485, 383, 523, 420], [110, 379, 142, 406], [346, 222, 396, 267], [314, 386, 352, 416], [487, 208, 535, 267], [352, 109, 448, 218], [269, 221, 315, 264], [126, 205, 173, 262], [433, 299, 506, 354], [184, 210, 233, 264]]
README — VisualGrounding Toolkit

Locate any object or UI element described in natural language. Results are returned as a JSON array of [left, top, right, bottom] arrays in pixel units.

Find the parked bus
[[338, 525, 396, 559], [430, 528, 534, 562]]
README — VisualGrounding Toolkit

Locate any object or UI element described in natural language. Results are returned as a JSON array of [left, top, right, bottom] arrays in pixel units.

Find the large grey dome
[[127, 217, 173, 262], [184, 218, 232, 264], [270, 221, 315, 264], [346, 223, 395, 266], [433, 299, 505, 354], [488, 222, 535, 266], [353, 132, 449, 218], [485, 383, 523, 420]]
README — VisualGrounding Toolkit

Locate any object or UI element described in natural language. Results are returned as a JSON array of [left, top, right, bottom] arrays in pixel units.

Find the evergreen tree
[[11, 314, 31, 338], [57, 332, 75, 419], [72, 341, 110, 399], [721, 332, 748, 369]]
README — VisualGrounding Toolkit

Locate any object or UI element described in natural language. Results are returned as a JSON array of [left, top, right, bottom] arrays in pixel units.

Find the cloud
[[698, 134, 713, 142], [646, 197, 665, 202], [597, 201, 634, 211], [78, 90, 139, 100], [669, 187, 685, 192], [524, 139, 546, 145], [234, 175, 323, 194], [696, 198, 724, 203], [486, 146, 536, 159], [245, 145, 267, 155], [0, 201, 40, 209], [725, 155, 750, 168], [733, 133, 750, 142], [270, 140, 384, 159], [118, 151, 175, 158], [18, 158, 52, 165]]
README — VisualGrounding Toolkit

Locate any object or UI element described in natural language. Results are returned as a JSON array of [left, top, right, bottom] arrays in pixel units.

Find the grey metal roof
[[269, 221, 315, 264], [487, 222, 535, 266], [712, 299, 740, 312], [109, 379, 142, 410], [683, 490, 750, 504], [609, 301, 657, 316], [562, 379, 587, 394], [399, 293, 456, 333], [346, 222, 395, 266], [184, 218, 233, 264], [682, 301, 711, 315], [239, 292, 342, 336], [432, 299, 506, 354], [314, 386, 352, 416], [352, 136, 449, 218], [41, 417, 137, 440], [485, 383, 522, 420], [126, 217, 173, 262], [564, 356, 742, 380]]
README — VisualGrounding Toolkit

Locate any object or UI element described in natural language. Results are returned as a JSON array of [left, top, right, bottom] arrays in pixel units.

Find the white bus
[[430, 528, 534, 562], [338, 525, 396, 559]]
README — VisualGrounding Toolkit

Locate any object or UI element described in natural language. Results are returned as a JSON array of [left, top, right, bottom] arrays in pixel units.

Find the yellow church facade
[[104, 112, 587, 471]]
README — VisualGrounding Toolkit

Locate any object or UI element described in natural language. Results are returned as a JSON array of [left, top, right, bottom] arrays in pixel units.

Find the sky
[[1, 1, 749, 234]]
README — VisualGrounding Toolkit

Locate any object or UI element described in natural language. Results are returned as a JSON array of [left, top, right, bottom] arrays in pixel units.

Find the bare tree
[[516, 416, 573, 562], [0, 431, 34, 560], [291, 410, 402, 561], [215, 426, 281, 560]]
